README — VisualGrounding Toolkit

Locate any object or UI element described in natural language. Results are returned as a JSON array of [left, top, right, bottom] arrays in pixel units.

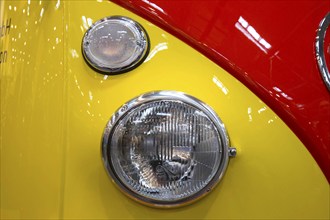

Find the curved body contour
[[0, 0, 329, 219], [111, 0, 330, 181]]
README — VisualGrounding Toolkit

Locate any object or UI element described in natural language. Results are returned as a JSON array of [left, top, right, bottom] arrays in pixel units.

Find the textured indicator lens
[[102, 91, 233, 207], [82, 16, 149, 74]]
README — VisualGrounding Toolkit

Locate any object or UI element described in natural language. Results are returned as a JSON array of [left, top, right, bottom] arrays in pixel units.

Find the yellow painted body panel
[[0, 1, 65, 219], [1, 0, 329, 219]]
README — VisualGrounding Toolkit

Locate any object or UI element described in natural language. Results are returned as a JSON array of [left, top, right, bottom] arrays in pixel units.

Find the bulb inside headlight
[[102, 91, 234, 207], [82, 16, 149, 74]]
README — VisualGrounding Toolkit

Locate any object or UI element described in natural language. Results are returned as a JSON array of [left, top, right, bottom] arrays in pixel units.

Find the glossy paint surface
[[111, 0, 330, 181], [1, 0, 329, 219], [0, 0, 65, 218]]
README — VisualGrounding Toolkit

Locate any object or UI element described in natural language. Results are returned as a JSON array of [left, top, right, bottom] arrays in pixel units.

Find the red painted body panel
[[111, 0, 330, 181]]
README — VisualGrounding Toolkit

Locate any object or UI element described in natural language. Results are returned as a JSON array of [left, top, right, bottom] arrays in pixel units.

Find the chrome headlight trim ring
[[101, 91, 234, 208]]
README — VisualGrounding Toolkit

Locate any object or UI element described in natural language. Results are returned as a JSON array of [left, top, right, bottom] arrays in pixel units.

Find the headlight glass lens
[[102, 91, 231, 206], [82, 16, 149, 74]]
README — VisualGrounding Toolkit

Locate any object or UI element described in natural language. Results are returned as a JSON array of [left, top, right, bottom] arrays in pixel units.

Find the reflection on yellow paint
[[81, 15, 93, 31], [55, 0, 60, 10], [145, 42, 168, 62], [212, 75, 229, 95], [258, 106, 267, 114], [247, 107, 253, 122], [70, 49, 79, 58], [39, 7, 44, 18]]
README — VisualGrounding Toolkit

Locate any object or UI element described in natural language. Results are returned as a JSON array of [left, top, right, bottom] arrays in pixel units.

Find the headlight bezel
[[101, 91, 232, 207]]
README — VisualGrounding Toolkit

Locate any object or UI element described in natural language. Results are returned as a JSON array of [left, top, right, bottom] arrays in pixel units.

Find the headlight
[[82, 16, 149, 74], [102, 91, 235, 207]]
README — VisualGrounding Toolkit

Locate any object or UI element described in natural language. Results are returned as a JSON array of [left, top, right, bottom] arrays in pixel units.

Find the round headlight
[[82, 16, 149, 74], [102, 91, 235, 207]]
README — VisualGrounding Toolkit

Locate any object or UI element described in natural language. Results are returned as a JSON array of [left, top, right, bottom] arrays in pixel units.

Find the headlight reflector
[[102, 91, 234, 207], [82, 16, 149, 74]]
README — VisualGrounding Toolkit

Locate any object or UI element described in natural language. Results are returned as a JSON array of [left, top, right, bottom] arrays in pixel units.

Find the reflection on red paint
[[235, 16, 271, 54]]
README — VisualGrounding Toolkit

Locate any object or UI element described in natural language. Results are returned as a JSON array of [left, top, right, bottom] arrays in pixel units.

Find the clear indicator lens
[[102, 92, 231, 206], [82, 16, 149, 74]]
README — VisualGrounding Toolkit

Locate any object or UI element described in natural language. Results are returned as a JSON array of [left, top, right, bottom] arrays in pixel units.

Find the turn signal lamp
[[82, 16, 149, 74], [102, 91, 236, 207]]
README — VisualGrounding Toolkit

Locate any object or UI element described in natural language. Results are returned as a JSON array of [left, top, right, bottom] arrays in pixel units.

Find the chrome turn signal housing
[[82, 16, 149, 74], [102, 91, 235, 207]]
